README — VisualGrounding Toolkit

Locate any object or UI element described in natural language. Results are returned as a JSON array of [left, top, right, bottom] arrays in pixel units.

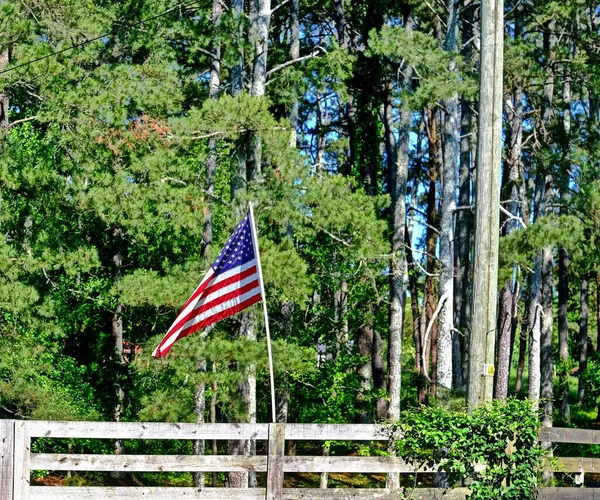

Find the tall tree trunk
[[423, 107, 440, 395], [495, 73, 524, 400], [0, 45, 8, 131], [288, 0, 299, 146], [578, 275, 590, 403], [454, 0, 478, 392], [111, 228, 125, 478], [437, 0, 459, 394], [195, 1, 222, 487], [386, 17, 412, 487], [557, 248, 570, 423], [516, 293, 528, 394], [357, 304, 374, 423], [596, 273, 600, 352], [372, 330, 387, 419]]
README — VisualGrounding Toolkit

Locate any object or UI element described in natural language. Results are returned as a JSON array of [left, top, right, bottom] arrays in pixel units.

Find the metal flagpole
[[248, 202, 277, 423]]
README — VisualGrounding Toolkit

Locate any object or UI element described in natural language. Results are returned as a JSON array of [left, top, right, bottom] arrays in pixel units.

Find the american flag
[[152, 213, 263, 358]]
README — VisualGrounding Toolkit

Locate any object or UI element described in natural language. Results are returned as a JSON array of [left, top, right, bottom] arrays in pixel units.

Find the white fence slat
[[30, 453, 439, 474], [284, 424, 389, 441], [29, 487, 266, 499], [25, 421, 269, 440], [28, 487, 471, 500], [0, 419, 14, 500], [31, 453, 266, 472], [13, 421, 30, 500]]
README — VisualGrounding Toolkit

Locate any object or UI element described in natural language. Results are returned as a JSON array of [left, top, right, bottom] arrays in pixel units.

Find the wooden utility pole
[[467, 0, 503, 410]]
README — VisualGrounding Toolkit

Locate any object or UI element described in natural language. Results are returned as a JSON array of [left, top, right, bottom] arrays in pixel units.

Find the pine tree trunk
[[386, 66, 410, 424], [453, 0, 478, 392], [195, 2, 222, 486], [386, 19, 412, 486], [437, 0, 459, 394], [0, 45, 8, 130], [495, 74, 524, 400], [596, 273, 600, 351], [111, 229, 125, 479], [557, 248, 570, 422], [357, 305, 374, 423], [423, 107, 439, 395], [578, 275, 590, 403], [288, 0, 299, 146], [541, 247, 554, 427]]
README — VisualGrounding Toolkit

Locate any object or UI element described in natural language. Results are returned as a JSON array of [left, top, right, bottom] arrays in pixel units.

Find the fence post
[[265, 423, 285, 500], [13, 421, 30, 500], [0, 420, 15, 500]]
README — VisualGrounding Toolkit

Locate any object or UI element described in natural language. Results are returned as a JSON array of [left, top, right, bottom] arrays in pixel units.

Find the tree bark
[[557, 248, 570, 422], [437, 0, 459, 394], [386, 50, 411, 424], [423, 107, 440, 395], [578, 275, 590, 403], [357, 304, 374, 423]]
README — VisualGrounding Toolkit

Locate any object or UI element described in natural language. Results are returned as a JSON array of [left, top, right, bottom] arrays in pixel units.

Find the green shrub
[[388, 398, 545, 499]]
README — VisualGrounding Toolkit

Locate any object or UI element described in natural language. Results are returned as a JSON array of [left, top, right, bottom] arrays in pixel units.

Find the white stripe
[[190, 272, 259, 313], [211, 259, 257, 286], [155, 286, 261, 356], [168, 260, 257, 332], [179, 286, 262, 335], [152, 260, 258, 357]]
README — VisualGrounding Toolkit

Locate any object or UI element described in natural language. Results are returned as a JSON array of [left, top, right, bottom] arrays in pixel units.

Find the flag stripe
[[182, 278, 260, 327], [167, 266, 259, 337], [178, 260, 257, 317], [155, 289, 262, 357], [178, 290, 262, 338]]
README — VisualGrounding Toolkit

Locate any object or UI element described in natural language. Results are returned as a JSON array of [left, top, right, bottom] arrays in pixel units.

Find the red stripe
[[155, 293, 262, 357], [168, 268, 258, 336], [179, 292, 262, 339], [182, 279, 260, 326], [204, 267, 258, 297], [181, 270, 215, 311]]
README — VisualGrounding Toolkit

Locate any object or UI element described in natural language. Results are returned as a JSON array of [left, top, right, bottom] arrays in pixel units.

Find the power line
[[0, 1, 200, 77]]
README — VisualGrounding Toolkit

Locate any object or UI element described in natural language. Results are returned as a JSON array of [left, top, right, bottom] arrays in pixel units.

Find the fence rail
[[1, 419, 600, 499]]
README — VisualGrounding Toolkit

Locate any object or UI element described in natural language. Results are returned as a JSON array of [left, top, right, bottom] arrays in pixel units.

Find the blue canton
[[212, 214, 256, 274]]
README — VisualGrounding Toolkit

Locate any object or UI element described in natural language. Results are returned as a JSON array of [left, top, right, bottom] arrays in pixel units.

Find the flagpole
[[248, 203, 277, 424]]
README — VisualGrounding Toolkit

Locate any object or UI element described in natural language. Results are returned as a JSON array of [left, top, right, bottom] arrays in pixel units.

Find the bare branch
[[7, 115, 38, 128], [266, 47, 326, 78], [422, 291, 451, 381], [271, 0, 289, 14], [499, 204, 527, 229]]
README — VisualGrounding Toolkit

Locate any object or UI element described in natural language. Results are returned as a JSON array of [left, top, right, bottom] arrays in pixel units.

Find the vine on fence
[[388, 398, 545, 499]]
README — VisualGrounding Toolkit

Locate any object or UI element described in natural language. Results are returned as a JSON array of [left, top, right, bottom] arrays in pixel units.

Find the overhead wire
[[0, 0, 200, 76]]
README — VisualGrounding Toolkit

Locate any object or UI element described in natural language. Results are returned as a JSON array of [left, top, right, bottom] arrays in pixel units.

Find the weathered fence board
[[0, 420, 15, 500], [553, 457, 600, 473], [13, 421, 30, 500], [266, 423, 285, 500], [30, 454, 268, 472], [25, 421, 389, 442], [537, 489, 600, 499], [284, 424, 388, 441], [26, 421, 269, 440], [27, 487, 468, 500], [30, 453, 442, 473], [29, 487, 266, 499], [25, 487, 600, 500], [539, 427, 600, 445]]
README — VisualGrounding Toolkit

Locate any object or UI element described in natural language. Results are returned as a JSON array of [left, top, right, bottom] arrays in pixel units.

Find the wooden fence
[[1, 419, 600, 499]]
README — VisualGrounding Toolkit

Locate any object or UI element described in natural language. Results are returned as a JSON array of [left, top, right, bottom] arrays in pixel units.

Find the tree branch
[[266, 47, 326, 78], [422, 291, 451, 382]]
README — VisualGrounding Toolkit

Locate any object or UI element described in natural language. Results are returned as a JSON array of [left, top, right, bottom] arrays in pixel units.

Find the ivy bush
[[388, 398, 545, 499]]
